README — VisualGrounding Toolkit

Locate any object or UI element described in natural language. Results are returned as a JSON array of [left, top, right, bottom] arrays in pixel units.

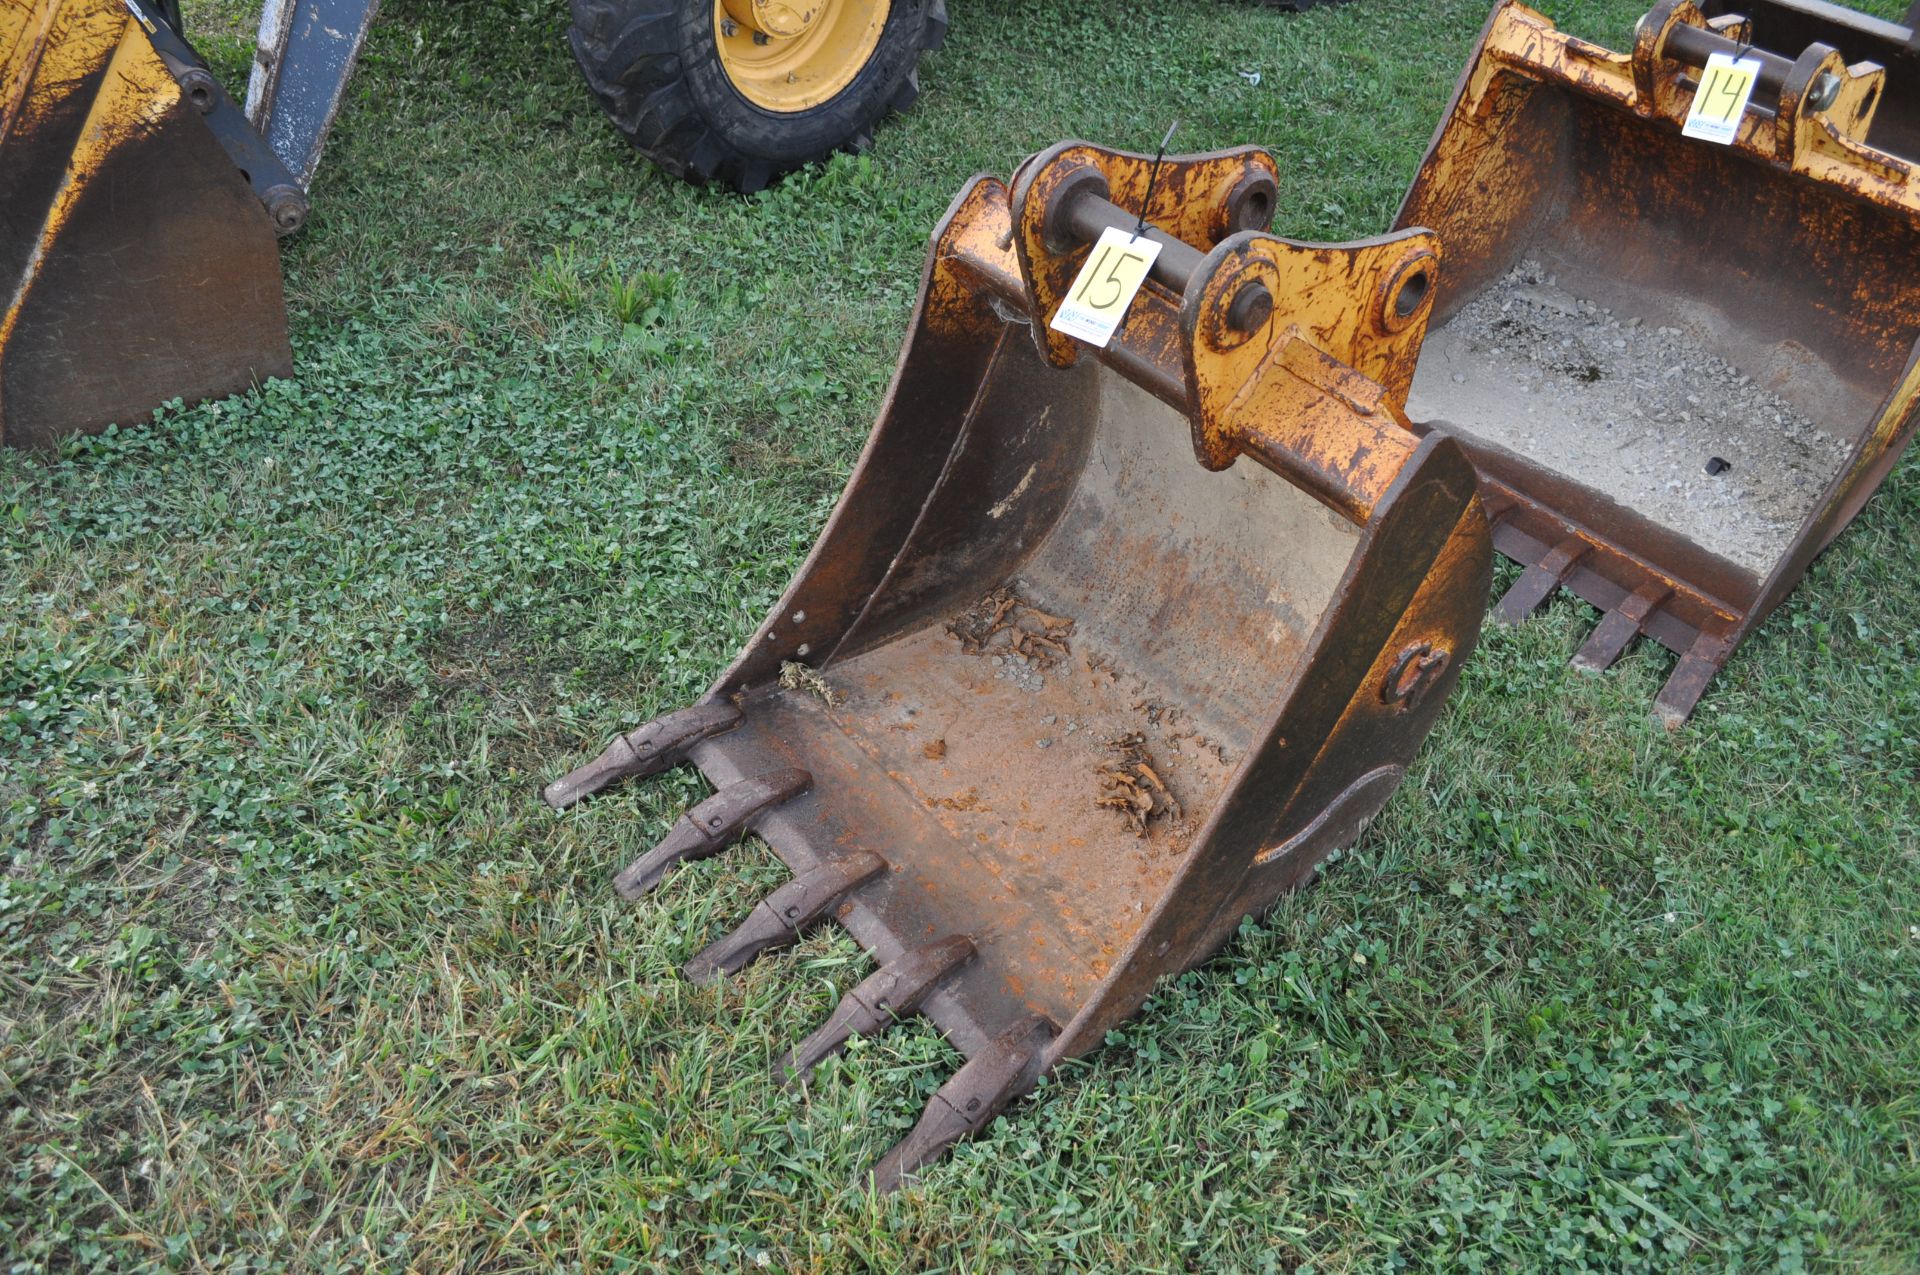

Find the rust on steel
[[546, 141, 1492, 1187], [1396, 0, 1920, 723], [1, 0, 291, 448]]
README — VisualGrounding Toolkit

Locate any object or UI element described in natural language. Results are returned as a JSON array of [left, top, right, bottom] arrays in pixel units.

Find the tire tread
[[568, 0, 944, 193]]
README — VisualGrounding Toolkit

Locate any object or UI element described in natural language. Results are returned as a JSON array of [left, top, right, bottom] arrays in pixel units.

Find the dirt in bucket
[[1408, 260, 1854, 579]]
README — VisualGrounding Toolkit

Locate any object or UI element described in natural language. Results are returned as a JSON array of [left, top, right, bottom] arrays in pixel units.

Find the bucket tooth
[[612, 768, 810, 900], [774, 936, 976, 1084], [683, 852, 887, 983], [1571, 583, 1671, 674], [1654, 631, 1735, 730], [544, 702, 743, 810], [1494, 536, 1590, 626], [867, 1015, 1056, 1193]]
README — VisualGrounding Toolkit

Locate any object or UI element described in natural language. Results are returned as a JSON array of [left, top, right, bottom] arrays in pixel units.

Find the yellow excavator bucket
[[1, 0, 289, 448]]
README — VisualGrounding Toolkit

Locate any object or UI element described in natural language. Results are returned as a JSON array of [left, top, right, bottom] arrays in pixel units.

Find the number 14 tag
[[1049, 226, 1164, 349], [1682, 51, 1764, 145]]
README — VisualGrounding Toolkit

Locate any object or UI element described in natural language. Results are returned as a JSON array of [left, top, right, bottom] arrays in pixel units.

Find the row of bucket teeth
[[1489, 529, 1731, 723], [548, 709, 1057, 1188]]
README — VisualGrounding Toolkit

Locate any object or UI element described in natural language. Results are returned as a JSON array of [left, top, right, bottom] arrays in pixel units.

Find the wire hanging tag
[[1134, 120, 1180, 241]]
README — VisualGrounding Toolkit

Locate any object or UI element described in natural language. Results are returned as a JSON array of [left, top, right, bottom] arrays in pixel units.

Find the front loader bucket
[[1397, 0, 1920, 723], [545, 142, 1491, 1188], [1, 0, 291, 448]]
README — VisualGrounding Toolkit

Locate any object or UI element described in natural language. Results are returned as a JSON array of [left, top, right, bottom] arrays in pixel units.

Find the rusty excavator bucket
[[544, 142, 1492, 1188], [1, 0, 293, 448], [1398, 0, 1920, 723]]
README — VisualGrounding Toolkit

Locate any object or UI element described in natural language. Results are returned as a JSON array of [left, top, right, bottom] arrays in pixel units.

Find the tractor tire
[[569, 0, 947, 194]]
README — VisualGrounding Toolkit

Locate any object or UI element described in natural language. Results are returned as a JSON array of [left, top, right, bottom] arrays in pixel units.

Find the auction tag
[[1682, 52, 1764, 145], [1049, 226, 1163, 348]]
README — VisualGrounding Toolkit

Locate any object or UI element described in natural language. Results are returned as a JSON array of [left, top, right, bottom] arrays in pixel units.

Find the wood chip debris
[[1095, 732, 1183, 837], [1132, 698, 1177, 727], [779, 660, 841, 706], [946, 587, 1075, 668]]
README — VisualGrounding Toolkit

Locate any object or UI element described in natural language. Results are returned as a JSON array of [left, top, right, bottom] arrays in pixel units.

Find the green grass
[[4, 0, 1917, 1269]]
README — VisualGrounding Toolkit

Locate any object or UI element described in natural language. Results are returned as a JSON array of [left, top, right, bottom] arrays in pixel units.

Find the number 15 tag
[[1049, 226, 1164, 348], [1682, 51, 1764, 145]]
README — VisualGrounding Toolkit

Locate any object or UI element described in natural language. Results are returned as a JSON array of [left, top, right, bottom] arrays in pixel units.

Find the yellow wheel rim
[[713, 0, 890, 114]]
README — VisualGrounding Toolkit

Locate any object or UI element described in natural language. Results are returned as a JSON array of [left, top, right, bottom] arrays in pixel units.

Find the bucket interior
[[732, 336, 1361, 1023], [1405, 83, 1920, 599]]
